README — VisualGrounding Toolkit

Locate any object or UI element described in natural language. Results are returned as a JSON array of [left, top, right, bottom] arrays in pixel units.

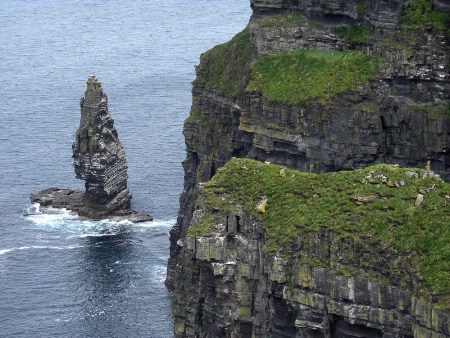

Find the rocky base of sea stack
[[30, 187, 153, 222]]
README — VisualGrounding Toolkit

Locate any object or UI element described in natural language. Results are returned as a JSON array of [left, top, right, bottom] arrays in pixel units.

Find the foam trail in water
[[0, 245, 84, 255], [150, 264, 168, 284]]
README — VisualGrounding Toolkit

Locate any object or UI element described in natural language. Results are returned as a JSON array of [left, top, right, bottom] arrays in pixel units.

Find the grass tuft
[[260, 13, 303, 28], [335, 24, 373, 43], [400, 0, 450, 32], [416, 100, 450, 119]]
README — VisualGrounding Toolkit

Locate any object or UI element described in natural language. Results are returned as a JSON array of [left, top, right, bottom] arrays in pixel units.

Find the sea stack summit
[[30, 76, 152, 222], [73, 75, 131, 210]]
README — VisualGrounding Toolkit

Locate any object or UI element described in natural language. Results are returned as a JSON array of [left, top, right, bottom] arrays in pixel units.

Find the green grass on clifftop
[[247, 50, 378, 107], [193, 27, 252, 97], [195, 158, 450, 308]]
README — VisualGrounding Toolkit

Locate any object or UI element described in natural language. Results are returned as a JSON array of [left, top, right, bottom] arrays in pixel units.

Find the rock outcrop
[[72, 75, 131, 211], [168, 0, 450, 336], [30, 76, 151, 222]]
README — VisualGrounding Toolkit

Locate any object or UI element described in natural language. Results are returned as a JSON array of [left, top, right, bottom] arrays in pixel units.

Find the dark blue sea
[[0, 1, 250, 336]]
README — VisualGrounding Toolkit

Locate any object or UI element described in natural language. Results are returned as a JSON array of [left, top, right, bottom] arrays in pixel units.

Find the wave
[[150, 264, 168, 284], [23, 203, 175, 237], [134, 219, 175, 229], [23, 202, 41, 215], [0, 244, 84, 256]]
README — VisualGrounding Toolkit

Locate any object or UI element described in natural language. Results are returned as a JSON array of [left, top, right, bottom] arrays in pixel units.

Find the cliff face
[[72, 75, 131, 211], [172, 159, 450, 337], [168, 0, 450, 336]]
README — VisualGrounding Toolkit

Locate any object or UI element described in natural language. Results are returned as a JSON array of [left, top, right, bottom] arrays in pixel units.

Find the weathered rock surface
[[30, 76, 151, 222], [168, 0, 450, 336], [73, 75, 131, 209], [30, 188, 152, 222], [172, 159, 450, 337], [174, 213, 450, 337]]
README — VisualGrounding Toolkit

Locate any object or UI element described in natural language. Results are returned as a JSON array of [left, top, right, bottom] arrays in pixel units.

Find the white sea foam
[[150, 264, 168, 284], [0, 248, 13, 255], [134, 219, 175, 229], [0, 245, 84, 255], [23, 204, 175, 238]]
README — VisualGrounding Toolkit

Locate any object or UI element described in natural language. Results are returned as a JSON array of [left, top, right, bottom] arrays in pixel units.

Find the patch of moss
[[187, 212, 217, 237], [260, 13, 303, 28], [356, 0, 366, 19], [185, 107, 203, 124], [247, 50, 378, 107], [416, 100, 450, 119], [352, 102, 378, 113], [335, 24, 373, 44], [193, 27, 252, 98], [202, 158, 450, 309], [400, 0, 450, 32]]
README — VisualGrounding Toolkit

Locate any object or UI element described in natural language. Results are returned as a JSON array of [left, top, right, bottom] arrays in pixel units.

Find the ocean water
[[0, 1, 250, 337]]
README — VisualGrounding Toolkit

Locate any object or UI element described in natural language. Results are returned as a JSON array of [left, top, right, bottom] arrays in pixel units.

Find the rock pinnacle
[[72, 75, 131, 210]]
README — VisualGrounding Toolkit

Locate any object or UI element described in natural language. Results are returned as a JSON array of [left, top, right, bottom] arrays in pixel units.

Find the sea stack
[[30, 76, 151, 222], [72, 75, 131, 211]]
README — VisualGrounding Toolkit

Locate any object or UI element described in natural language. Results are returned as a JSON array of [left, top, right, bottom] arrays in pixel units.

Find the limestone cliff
[[173, 158, 450, 337], [72, 75, 131, 211], [168, 0, 450, 336]]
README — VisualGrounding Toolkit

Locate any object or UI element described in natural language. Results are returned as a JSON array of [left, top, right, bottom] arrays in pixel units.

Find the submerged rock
[[30, 76, 151, 222]]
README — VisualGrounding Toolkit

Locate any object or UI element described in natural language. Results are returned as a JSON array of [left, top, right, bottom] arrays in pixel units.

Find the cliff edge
[[173, 158, 450, 337], [168, 0, 449, 336]]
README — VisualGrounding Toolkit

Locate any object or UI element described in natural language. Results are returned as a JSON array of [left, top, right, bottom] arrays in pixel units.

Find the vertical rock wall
[[72, 76, 131, 211], [168, 1, 450, 336], [173, 202, 450, 338]]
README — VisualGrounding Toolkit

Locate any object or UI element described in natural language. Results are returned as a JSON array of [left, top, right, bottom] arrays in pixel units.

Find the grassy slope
[[190, 158, 450, 311], [194, 27, 378, 107], [247, 50, 378, 107], [193, 28, 252, 98]]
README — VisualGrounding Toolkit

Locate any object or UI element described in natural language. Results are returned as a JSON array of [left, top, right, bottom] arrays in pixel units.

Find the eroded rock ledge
[[30, 76, 151, 222]]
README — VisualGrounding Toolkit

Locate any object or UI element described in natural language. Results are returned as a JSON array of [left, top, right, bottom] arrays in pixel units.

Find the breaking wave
[[22, 203, 175, 238], [0, 244, 84, 256]]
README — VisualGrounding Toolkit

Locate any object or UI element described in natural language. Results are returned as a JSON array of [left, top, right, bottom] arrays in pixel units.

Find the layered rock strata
[[168, 0, 450, 336], [167, 0, 450, 288], [72, 75, 131, 211], [30, 76, 151, 222], [172, 159, 450, 337]]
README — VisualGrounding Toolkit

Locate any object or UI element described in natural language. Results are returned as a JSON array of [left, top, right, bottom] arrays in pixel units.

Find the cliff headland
[[168, 0, 449, 336]]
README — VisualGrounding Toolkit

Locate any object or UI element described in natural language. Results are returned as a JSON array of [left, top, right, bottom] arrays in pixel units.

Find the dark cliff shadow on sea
[[74, 233, 142, 337]]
